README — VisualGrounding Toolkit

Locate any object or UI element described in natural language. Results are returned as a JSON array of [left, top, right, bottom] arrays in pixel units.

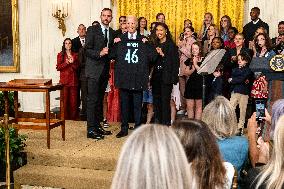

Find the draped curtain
[[114, 0, 245, 41]]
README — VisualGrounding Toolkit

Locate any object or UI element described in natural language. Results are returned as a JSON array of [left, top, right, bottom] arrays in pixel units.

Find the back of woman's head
[[172, 119, 226, 189], [202, 96, 238, 139], [271, 99, 284, 138], [256, 115, 284, 189], [111, 124, 192, 189]]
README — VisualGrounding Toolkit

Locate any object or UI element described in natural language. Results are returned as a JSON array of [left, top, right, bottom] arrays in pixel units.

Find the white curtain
[[244, 0, 284, 38]]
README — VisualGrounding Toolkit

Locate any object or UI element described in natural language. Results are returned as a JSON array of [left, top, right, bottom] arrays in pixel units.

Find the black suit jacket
[[72, 36, 83, 53], [85, 24, 115, 80]]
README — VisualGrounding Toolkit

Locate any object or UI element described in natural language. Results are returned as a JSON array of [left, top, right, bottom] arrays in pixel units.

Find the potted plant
[[0, 127, 27, 182], [0, 92, 15, 117]]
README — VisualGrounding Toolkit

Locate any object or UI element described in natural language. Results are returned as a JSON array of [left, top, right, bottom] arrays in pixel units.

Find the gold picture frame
[[0, 0, 19, 72]]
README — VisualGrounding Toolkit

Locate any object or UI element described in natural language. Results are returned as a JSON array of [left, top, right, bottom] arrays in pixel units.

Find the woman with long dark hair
[[151, 22, 179, 125], [172, 119, 235, 189], [56, 38, 79, 120], [220, 15, 232, 44]]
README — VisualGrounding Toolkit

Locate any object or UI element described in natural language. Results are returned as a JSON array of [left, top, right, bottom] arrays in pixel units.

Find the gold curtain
[[114, 0, 245, 42]]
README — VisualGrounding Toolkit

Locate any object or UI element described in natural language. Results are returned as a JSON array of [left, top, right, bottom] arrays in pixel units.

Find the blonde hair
[[111, 124, 192, 189], [202, 96, 238, 139], [256, 115, 284, 189]]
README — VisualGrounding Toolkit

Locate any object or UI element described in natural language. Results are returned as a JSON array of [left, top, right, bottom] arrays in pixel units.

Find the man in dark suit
[[72, 24, 86, 53], [243, 7, 269, 48], [72, 24, 86, 120], [85, 8, 115, 139]]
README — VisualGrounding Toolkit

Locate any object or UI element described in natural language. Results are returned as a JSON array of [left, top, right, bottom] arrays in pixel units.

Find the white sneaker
[[177, 110, 185, 115]]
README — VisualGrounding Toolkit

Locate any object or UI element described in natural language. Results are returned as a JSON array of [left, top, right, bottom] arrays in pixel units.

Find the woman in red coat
[[56, 38, 79, 120]]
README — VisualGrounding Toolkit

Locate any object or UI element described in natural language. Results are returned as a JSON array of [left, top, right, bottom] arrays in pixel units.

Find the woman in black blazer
[[151, 22, 179, 125]]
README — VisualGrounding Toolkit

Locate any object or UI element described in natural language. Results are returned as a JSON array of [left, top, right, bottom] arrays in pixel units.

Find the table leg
[[60, 88, 65, 141], [46, 91, 51, 149], [3, 91, 9, 116]]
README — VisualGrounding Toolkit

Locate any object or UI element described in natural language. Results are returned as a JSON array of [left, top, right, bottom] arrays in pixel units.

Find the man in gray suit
[[85, 8, 115, 139]]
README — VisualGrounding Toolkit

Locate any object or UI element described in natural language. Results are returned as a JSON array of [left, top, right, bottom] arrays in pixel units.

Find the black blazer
[[85, 24, 115, 80], [72, 36, 83, 53], [153, 39, 180, 85]]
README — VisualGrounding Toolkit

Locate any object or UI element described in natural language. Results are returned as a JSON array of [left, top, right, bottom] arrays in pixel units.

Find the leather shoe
[[96, 127, 112, 135], [87, 131, 104, 140], [116, 130, 128, 138]]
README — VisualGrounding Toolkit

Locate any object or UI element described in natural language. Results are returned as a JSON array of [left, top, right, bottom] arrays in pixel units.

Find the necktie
[[104, 28, 108, 47], [130, 33, 134, 39], [81, 39, 85, 46]]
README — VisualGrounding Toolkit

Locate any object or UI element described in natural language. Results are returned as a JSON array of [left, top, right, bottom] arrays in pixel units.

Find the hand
[[193, 56, 199, 64], [114, 38, 121, 43], [276, 36, 282, 45], [249, 41, 255, 50], [156, 47, 164, 57], [100, 47, 109, 57], [262, 109, 271, 125], [142, 38, 148, 43], [247, 112, 258, 138], [231, 56, 237, 62], [67, 55, 74, 64], [245, 79, 249, 84], [257, 137, 270, 164], [228, 78, 232, 83]]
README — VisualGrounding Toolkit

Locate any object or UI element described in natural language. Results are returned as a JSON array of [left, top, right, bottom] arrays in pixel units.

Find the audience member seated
[[244, 115, 284, 189], [172, 119, 235, 189], [247, 99, 284, 167], [111, 124, 193, 189], [202, 96, 248, 172]]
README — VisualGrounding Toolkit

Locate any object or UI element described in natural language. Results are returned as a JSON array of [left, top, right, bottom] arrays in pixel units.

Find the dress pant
[[87, 75, 108, 133], [80, 79, 88, 117], [120, 88, 143, 132], [152, 82, 173, 126], [63, 86, 78, 120]]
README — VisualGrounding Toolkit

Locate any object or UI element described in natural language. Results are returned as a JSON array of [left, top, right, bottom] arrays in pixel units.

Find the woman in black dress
[[184, 42, 204, 119], [151, 22, 179, 125]]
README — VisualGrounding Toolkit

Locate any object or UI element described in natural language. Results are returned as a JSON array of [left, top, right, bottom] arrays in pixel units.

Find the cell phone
[[255, 99, 265, 122]]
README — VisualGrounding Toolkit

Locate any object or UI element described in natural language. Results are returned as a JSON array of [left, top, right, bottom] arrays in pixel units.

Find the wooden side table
[[0, 81, 65, 149]]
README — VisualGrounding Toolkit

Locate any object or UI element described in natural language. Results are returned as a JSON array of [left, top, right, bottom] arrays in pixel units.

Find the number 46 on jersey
[[125, 42, 139, 64]]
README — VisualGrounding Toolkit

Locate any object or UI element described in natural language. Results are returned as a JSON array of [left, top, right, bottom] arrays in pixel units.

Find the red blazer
[[56, 52, 79, 87]]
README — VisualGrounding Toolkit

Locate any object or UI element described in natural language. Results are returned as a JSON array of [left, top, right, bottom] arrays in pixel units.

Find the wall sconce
[[52, 0, 71, 36]]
